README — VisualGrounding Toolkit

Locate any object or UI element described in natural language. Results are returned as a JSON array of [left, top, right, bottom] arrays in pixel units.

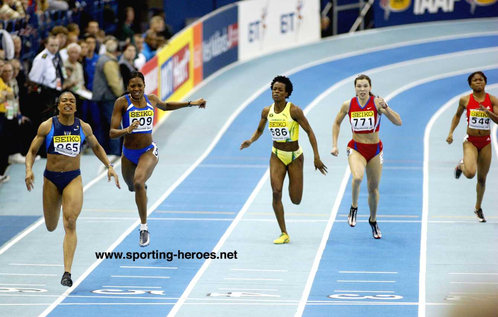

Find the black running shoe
[[139, 229, 150, 247], [454, 160, 463, 179], [348, 206, 358, 227], [61, 272, 72, 287], [368, 218, 382, 239], [474, 208, 486, 223]]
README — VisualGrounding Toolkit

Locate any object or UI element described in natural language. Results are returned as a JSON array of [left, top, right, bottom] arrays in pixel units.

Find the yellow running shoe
[[273, 233, 290, 244]]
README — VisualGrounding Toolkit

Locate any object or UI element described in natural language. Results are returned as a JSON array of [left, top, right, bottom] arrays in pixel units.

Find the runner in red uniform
[[331, 74, 402, 239], [446, 71, 498, 222]]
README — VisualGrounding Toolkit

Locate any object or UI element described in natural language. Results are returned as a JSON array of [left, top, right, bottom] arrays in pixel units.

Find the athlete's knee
[[290, 195, 302, 205], [477, 175, 487, 186], [272, 188, 283, 201], [368, 186, 379, 196], [64, 215, 77, 231], [352, 175, 363, 187], [133, 180, 146, 191], [463, 169, 476, 179]]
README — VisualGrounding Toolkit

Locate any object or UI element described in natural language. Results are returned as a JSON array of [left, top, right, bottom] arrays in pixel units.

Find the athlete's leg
[[365, 154, 382, 222], [134, 150, 158, 224], [475, 144, 491, 210], [270, 153, 288, 234], [348, 149, 367, 208], [461, 141, 478, 178], [287, 154, 304, 205], [121, 155, 137, 192], [61, 176, 83, 274], [43, 177, 62, 231]]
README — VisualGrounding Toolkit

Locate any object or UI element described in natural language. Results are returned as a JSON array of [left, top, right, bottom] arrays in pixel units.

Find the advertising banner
[[238, 0, 320, 61], [202, 5, 239, 79], [157, 28, 195, 121], [375, 0, 498, 27], [140, 55, 159, 124]]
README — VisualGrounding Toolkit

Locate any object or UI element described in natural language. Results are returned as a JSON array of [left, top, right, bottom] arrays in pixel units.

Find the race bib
[[351, 111, 375, 131], [269, 121, 290, 141], [53, 135, 81, 157], [469, 110, 490, 130], [129, 109, 154, 132]]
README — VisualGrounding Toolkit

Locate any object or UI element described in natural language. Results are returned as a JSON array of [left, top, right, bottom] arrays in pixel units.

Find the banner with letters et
[[238, 0, 320, 61], [375, 0, 498, 27]]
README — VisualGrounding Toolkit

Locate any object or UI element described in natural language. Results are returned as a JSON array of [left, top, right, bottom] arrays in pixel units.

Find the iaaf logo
[[203, 23, 238, 62], [161, 45, 190, 99], [466, 0, 496, 14], [380, 0, 411, 19]]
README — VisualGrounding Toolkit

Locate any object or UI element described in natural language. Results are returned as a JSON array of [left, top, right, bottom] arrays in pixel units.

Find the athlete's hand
[[192, 98, 206, 109], [330, 146, 339, 156], [314, 158, 328, 175], [127, 120, 140, 134], [25, 170, 34, 191], [479, 104, 488, 113], [240, 140, 252, 150], [446, 134, 453, 144], [375, 96, 388, 109], [107, 167, 121, 189]]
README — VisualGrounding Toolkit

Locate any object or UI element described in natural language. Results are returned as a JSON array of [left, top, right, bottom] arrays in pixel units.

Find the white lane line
[[294, 168, 350, 317], [102, 285, 162, 289], [339, 271, 398, 274], [119, 266, 178, 270], [154, 210, 236, 215], [111, 275, 170, 279], [334, 290, 395, 293], [230, 268, 288, 272], [218, 288, 278, 291], [0, 273, 57, 277], [224, 278, 283, 281], [0, 283, 46, 286], [448, 273, 498, 275], [420, 82, 498, 317], [8, 263, 63, 267], [450, 282, 498, 285], [337, 280, 396, 283]]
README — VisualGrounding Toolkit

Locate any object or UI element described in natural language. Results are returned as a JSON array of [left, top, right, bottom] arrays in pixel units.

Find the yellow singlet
[[267, 102, 299, 142]]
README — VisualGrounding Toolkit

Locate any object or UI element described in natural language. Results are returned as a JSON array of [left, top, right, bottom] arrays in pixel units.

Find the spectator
[[62, 43, 86, 95], [1, 61, 30, 164], [149, 15, 173, 41], [11, 35, 22, 60], [0, 60, 14, 183], [0, 0, 25, 19], [51, 26, 69, 61], [81, 34, 100, 138], [28, 35, 63, 131], [119, 43, 137, 88], [77, 39, 88, 63], [85, 20, 104, 54], [92, 36, 123, 161], [133, 33, 146, 70], [141, 30, 157, 62], [116, 6, 136, 45], [67, 22, 80, 37], [67, 32, 78, 46], [46, 0, 68, 10]]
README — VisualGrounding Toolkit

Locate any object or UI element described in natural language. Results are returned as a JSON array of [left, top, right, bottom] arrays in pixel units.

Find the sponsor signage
[[376, 0, 498, 27]]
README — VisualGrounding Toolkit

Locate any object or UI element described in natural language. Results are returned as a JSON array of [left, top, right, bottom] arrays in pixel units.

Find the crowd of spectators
[[0, 0, 174, 184]]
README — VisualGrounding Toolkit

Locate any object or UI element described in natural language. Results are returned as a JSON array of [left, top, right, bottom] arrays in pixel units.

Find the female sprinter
[[331, 74, 402, 239], [110, 71, 206, 247], [240, 75, 327, 244], [446, 71, 498, 222], [25, 91, 120, 287]]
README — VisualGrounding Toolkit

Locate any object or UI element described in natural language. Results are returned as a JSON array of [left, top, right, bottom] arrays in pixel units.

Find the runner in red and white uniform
[[446, 71, 498, 222], [331, 74, 402, 239]]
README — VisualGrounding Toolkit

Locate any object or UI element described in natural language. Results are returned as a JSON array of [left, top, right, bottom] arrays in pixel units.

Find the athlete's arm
[[375, 97, 402, 126], [446, 96, 467, 144], [25, 119, 52, 191], [149, 94, 206, 111], [481, 94, 498, 124], [82, 121, 120, 188], [240, 107, 269, 150], [331, 101, 349, 156], [291, 104, 327, 175], [110, 97, 136, 138]]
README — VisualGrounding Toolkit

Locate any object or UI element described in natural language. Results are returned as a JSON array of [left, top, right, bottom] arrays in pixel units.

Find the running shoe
[[0, 175, 10, 184], [273, 233, 290, 244], [348, 206, 358, 227], [368, 219, 382, 239], [60, 272, 72, 287], [454, 160, 463, 179], [474, 208, 486, 223], [139, 229, 150, 247]]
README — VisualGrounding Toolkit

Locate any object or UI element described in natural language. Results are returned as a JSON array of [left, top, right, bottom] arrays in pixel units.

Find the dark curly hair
[[467, 71, 487, 86], [271, 75, 293, 97]]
